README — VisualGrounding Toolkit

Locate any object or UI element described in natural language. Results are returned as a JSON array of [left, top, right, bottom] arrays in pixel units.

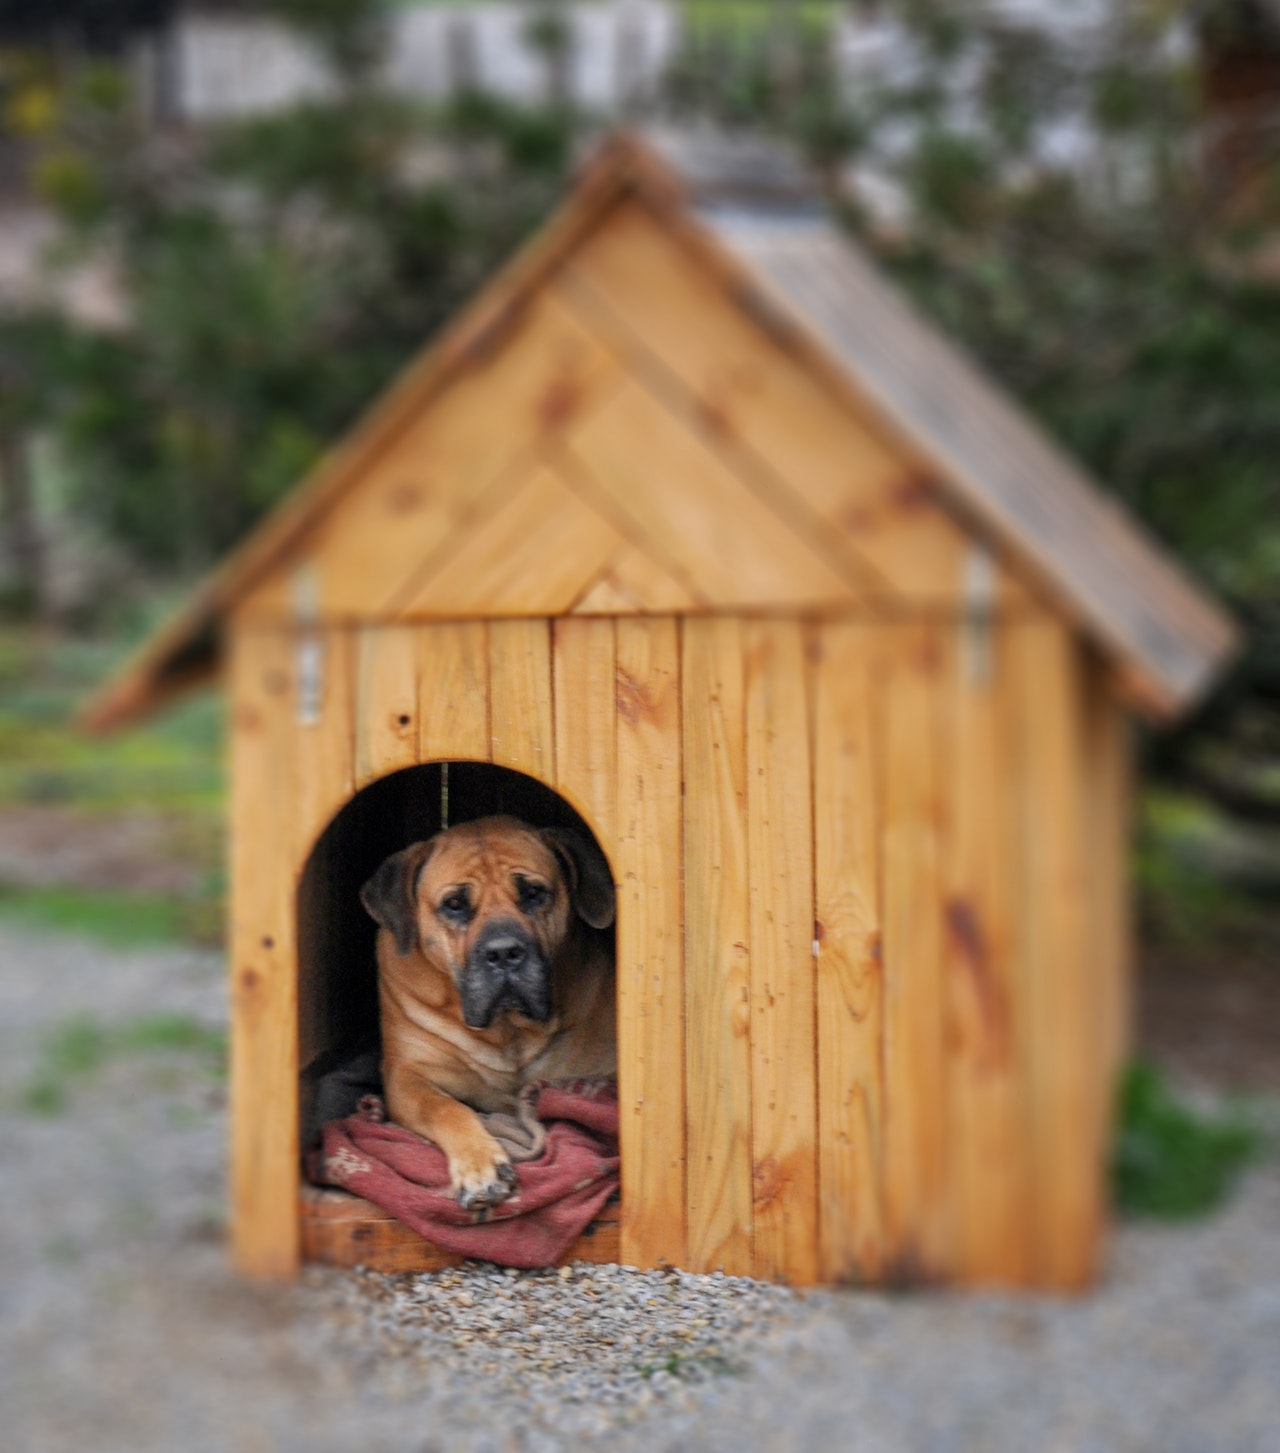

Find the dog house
[[86, 131, 1237, 1291]]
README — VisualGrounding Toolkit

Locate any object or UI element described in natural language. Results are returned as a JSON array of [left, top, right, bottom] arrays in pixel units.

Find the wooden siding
[[234, 610, 1121, 1287], [224, 200, 1041, 634]]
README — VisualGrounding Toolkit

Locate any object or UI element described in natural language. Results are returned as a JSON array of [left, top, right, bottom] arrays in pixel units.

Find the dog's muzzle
[[459, 918, 551, 1028]]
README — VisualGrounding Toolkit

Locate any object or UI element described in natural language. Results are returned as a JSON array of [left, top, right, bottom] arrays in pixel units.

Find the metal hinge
[[961, 545, 996, 688], [293, 564, 323, 727]]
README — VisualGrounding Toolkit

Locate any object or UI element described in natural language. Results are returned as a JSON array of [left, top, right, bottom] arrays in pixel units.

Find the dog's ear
[[360, 840, 436, 956], [540, 827, 616, 931]]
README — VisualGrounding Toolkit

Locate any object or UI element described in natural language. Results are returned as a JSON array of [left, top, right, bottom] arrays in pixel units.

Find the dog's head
[[360, 815, 615, 1030]]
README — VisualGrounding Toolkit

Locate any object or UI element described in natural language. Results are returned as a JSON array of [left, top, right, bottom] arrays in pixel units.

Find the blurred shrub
[[1112, 1060, 1260, 1219]]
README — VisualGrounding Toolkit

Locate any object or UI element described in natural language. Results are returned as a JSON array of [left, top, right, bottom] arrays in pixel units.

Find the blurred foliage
[[0, 0, 578, 573], [1112, 1059, 1260, 1218]]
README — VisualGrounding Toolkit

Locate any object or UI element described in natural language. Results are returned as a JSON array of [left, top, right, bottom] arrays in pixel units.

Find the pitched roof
[[85, 129, 1237, 731]]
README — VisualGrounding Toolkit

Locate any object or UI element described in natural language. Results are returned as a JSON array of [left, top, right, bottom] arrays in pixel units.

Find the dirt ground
[[0, 804, 1277, 1452]]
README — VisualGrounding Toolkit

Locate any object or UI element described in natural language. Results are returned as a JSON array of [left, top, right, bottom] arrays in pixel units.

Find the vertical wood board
[[744, 620, 818, 1284], [416, 621, 492, 763], [878, 622, 949, 1280], [228, 630, 302, 1278], [811, 620, 886, 1283], [552, 618, 619, 857], [355, 625, 420, 788], [614, 617, 686, 1270], [488, 619, 555, 781], [1008, 620, 1103, 1289], [938, 621, 1031, 1284], [681, 617, 754, 1276]]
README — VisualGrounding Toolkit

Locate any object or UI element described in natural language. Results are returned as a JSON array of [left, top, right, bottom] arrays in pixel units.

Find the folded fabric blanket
[[306, 1078, 619, 1269]]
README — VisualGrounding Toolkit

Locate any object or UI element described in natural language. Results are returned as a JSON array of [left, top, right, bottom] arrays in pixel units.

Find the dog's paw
[[450, 1146, 517, 1212]]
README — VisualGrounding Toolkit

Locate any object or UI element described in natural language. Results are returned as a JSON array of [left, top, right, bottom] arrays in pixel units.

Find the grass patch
[[20, 1010, 227, 1116], [1112, 1060, 1261, 1220], [0, 883, 199, 947]]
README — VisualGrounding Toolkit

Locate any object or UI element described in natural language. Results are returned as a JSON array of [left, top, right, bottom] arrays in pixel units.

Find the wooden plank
[[1007, 619, 1103, 1289], [488, 619, 554, 781], [563, 380, 861, 612], [300, 1187, 621, 1273], [228, 629, 301, 1278], [355, 625, 419, 788], [571, 542, 705, 616], [390, 461, 625, 620], [1084, 659, 1134, 1167], [293, 627, 357, 1074], [294, 627, 356, 859], [937, 620, 1031, 1285], [811, 620, 885, 1284], [559, 203, 1002, 607], [614, 617, 686, 1270], [681, 617, 754, 1277], [289, 294, 619, 621], [416, 621, 491, 763], [552, 618, 618, 855], [744, 620, 818, 1284], [879, 621, 949, 1282]]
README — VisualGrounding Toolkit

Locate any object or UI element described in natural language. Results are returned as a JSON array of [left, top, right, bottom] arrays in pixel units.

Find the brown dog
[[360, 815, 616, 1210]]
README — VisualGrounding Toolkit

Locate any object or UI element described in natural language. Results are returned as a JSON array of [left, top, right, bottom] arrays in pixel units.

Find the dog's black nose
[[482, 935, 527, 972]]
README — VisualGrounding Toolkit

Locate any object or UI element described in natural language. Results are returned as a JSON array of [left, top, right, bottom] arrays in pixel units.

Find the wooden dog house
[[87, 131, 1237, 1291]]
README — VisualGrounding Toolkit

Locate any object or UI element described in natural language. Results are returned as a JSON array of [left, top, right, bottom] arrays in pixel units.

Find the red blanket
[[307, 1080, 619, 1269]]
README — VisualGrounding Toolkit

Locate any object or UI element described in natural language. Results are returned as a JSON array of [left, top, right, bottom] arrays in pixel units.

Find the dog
[[360, 815, 616, 1210]]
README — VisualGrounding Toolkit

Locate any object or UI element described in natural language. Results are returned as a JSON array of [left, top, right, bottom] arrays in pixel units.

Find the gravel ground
[[1, 918, 1277, 1453]]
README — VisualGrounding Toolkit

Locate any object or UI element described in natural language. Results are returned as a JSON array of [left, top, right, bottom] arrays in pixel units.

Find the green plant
[[1112, 1060, 1260, 1220]]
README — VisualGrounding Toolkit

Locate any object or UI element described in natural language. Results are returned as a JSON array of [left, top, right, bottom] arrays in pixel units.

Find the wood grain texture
[[614, 616, 686, 1270], [571, 542, 704, 616], [228, 630, 302, 1278], [281, 294, 619, 621], [416, 621, 491, 763], [1084, 661, 1134, 1175], [488, 619, 554, 781], [300, 1187, 621, 1273], [879, 622, 949, 1281], [559, 203, 994, 607], [938, 620, 1030, 1285], [681, 617, 754, 1276], [390, 461, 625, 620], [355, 625, 419, 788], [1008, 619, 1103, 1289], [721, 215, 1237, 713], [564, 380, 859, 612], [293, 628, 356, 1073], [811, 620, 885, 1283], [294, 627, 356, 859], [744, 620, 818, 1284], [552, 617, 618, 856]]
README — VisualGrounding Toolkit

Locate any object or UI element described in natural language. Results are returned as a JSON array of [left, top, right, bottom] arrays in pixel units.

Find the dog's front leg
[[384, 1066, 516, 1210]]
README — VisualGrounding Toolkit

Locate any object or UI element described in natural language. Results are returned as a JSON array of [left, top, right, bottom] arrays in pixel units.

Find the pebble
[[301, 1257, 820, 1434]]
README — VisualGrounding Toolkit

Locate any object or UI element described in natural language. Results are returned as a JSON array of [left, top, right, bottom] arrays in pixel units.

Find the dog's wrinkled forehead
[[417, 817, 560, 901]]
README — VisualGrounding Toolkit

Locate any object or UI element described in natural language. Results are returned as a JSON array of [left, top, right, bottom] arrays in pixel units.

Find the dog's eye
[[439, 889, 471, 922], [516, 878, 550, 912]]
